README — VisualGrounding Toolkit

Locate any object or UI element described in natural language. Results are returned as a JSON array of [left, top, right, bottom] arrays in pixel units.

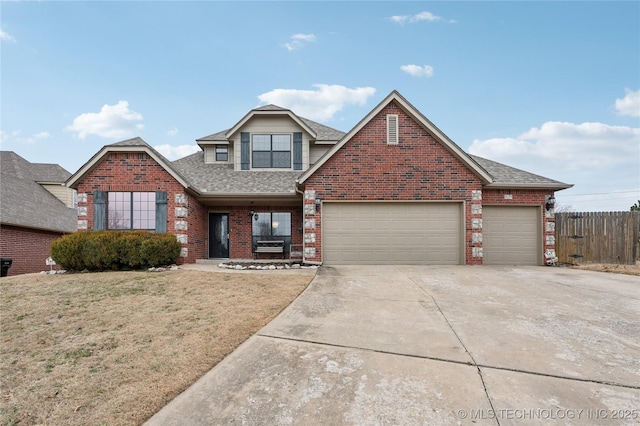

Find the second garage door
[[322, 202, 462, 265], [483, 206, 541, 265]]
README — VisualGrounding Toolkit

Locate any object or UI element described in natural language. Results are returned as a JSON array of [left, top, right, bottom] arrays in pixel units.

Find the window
[[252, 134, 291, 168], [215, 146, 228, 162], [252, 212, 292, 251], [107, 192, 156, 230]]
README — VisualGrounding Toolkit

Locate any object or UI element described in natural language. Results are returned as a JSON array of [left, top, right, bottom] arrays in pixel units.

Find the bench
[[254, 240, 285, 259]]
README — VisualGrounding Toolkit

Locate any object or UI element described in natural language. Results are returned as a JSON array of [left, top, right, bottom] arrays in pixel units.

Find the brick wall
[[301, 101, 555, 265], [74, 152, 206, 264], [303, 101, 484, 264], [0, 225, 66, 276], [225, 205, 303, 259]]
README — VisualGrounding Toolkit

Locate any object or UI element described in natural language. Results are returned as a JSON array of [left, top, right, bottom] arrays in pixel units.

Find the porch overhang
[[196, 192, 301, 207]]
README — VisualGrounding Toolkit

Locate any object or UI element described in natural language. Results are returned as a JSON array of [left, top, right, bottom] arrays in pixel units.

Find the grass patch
[[0, 268, 313, 425]]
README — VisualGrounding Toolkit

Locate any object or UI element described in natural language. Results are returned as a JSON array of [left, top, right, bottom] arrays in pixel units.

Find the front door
[[209, 213, 229, 258]]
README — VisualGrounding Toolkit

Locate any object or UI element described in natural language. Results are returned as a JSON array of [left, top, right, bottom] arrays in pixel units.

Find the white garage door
[[483, 206, 541, 265], [322, 202, 462, 265]]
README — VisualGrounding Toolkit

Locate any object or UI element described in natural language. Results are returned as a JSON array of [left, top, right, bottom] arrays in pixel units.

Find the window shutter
[[94, 191, 106, 230], [387, 114, 398, 145], [155, 191, 167, 233], [241, 132, 250, 170], [293, 132, 303, 170]]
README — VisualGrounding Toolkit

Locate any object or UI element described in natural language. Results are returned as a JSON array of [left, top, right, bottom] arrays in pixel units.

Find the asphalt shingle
[[0, 151, 77, 233], [172, 152, 300, 194], [471, 155, 571, 188]]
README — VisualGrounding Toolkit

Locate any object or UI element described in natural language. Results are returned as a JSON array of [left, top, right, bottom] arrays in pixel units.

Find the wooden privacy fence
[[555, 211, 640, 265]]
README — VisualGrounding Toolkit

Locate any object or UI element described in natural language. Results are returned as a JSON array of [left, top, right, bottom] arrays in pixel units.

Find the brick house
[[66, 91, 572, 266], [0, 151, 77, 276]]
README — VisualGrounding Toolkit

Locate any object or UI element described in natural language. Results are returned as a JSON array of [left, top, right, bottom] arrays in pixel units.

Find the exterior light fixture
[[545, 195, 556, 211], [315, 197, 322, 212]]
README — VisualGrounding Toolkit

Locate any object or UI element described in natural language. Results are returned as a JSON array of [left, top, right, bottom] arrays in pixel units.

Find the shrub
[[51, 231, 182, 271]]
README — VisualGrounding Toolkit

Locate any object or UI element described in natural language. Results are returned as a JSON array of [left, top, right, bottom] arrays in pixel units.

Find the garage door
[[483, 206, 541, 265], [322, 202, 462, 265]]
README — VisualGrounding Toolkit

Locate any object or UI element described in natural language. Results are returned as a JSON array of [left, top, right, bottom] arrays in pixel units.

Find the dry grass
[[569, 263, 640, 276], [0, 269, 313, 425]]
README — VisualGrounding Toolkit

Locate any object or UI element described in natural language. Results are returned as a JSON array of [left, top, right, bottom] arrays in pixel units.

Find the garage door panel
[[483, 206, 540, 265], [323, 202, 462, 265]]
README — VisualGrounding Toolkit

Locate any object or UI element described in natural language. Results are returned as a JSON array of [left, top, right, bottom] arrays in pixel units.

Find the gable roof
[[470, 155, 572, 190], [196, 105, 346, 144], [0, 151, 77, 233], [66, 137, 194, 191], [298, 90, 495, 185]]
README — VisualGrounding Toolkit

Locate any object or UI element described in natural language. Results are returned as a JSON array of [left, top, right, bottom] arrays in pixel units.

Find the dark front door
[[209, 213, 229, 258]]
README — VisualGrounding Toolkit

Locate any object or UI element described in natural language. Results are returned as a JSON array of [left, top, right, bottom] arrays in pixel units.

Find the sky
[[1, 1, 639, 212]]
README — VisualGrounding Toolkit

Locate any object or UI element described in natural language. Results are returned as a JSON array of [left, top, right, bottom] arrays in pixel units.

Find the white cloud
[[615, 88, 640, 117], [257, 84, 376, 122], [154, 144, 199, 161], [66, 101, 144, 140], [400, 64, 434, 78], [469, 121, 639, 173], [285, 33, 316, 51], [0, 29, 16, 43], [167, 127, 179, 136], [1, 130, 51, 145], [34, 131, 51, 139], [469, 121, 640, 211], [390, 11, 455, 24]]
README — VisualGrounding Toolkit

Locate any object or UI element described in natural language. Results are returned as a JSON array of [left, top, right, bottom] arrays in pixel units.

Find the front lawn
[[0, 269, 312, 425]]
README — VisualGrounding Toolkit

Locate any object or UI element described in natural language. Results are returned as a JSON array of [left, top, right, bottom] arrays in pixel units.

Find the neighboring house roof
[[196, 105, 346, 144], [471, 155, 573, 190], [298, 90, 495, 185], [66, 137, 194, 192], [0, 151, 77, 233], [172, 152, 300, 196]]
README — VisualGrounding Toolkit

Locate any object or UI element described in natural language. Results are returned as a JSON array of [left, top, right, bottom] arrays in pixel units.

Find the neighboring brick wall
[[74, 152, 206, 264], [0, 225, 65, 276], [303, 101, 484, 265]]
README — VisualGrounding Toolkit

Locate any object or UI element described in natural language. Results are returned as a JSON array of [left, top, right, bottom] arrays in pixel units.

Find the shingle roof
[[196, 105, 346, 143], [172, 152, 300, 194], [0, 151, 77, 233], [470, 155, 572, 189]]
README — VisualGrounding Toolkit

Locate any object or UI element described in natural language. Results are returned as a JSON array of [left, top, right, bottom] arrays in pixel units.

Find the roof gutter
[[483, 183, 574, 190]]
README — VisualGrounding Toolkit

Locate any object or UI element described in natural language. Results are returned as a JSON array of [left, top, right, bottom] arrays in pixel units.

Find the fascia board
[[483, 182, 574, 190]]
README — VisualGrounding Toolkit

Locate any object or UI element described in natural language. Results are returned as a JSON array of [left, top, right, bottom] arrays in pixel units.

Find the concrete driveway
[[146, 266, 640, 425]]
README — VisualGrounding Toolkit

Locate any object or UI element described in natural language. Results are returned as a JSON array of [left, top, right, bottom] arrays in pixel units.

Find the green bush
[[51, 231, 182, 271]]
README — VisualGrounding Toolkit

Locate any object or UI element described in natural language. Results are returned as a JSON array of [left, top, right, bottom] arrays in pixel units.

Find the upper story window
[[252, 134, 291, 168], [107, 192, 156, 230], [215, 146, 228, 162]]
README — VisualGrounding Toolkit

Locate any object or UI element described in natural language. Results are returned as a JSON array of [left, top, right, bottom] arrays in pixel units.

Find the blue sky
[[2, 1, 638, 211]]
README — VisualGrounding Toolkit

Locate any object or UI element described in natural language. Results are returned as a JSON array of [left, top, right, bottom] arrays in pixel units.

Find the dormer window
[[215, 146, 228, 162], [252, 134, 291, 168]]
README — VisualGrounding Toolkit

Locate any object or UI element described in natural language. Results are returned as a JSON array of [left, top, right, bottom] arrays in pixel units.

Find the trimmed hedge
[[50, 231, 182, 271]]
